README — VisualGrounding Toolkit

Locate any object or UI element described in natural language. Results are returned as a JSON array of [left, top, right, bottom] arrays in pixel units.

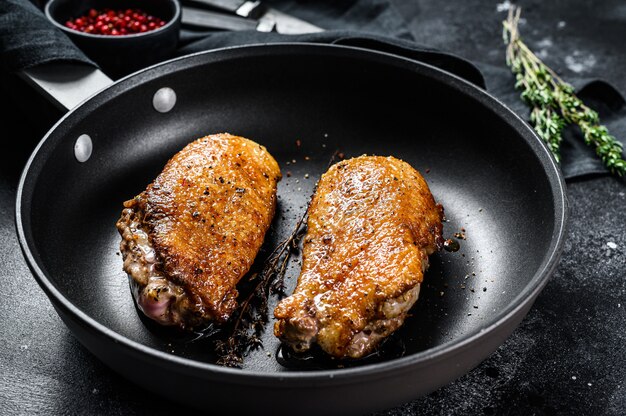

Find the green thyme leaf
[[503, 6, 626, 176]]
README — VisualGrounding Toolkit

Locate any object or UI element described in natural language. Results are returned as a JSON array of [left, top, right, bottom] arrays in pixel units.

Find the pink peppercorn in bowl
[[45, 0, 181, 77]]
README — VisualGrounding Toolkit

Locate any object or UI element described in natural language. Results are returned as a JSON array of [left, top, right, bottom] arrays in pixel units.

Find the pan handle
[[20, 64, 113, 112]]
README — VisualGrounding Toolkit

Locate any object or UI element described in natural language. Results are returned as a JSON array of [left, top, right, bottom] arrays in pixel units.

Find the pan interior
[[21, 46, 557, 373]]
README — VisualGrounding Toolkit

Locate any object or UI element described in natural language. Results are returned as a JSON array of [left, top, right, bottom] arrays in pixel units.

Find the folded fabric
[[479, 61, 626, 179], [0, 0, 94, 70]]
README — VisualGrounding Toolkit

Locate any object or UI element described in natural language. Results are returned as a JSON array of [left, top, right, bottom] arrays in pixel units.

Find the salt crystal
[[537, 38, 553, 48], [565, 52, 597, 73], [496, 0, 512, 12]]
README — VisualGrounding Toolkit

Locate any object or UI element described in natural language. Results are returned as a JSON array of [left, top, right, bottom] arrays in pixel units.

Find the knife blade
[[182, 0, 324, 34], [184, 0, 266, 18], [258, 7, 323, 34], [182, 6, 275, 32]]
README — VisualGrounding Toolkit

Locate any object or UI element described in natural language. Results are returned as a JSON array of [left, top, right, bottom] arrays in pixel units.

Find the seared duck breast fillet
[[117, 133, 281, 329], [274, 156, 443, 358]]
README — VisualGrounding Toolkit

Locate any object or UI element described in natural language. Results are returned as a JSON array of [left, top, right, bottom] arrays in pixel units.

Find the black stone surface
[[1, 1, 625, 415]]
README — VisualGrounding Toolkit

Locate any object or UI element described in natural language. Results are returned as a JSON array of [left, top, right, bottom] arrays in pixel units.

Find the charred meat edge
[[117, 198, 206, 329], [280, 247, 435, 359]]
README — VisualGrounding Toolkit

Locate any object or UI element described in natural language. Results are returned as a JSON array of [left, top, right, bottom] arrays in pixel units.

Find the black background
[[1, 0, 625, 415]]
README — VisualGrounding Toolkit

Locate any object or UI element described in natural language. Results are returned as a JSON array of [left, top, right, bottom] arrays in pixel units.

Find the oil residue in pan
[[275, 333, 408, 371], [135, 291, 410, 371]]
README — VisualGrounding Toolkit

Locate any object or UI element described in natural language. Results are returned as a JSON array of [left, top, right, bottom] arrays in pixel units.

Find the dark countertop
[[1, 1, 625, 415]]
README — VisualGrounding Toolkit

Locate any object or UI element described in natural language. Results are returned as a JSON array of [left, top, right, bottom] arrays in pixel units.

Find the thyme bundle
[[503, 6, 626, 176]]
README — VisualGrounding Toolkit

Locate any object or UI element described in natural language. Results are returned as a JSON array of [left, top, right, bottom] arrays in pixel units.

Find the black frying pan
[[16, 44, 567, 415]]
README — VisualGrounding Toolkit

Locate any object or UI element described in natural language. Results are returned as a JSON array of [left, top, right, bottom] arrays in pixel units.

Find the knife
[[184, 0, 266, 18], [182, 7, 275, 32], [182, 0, 324, 34]]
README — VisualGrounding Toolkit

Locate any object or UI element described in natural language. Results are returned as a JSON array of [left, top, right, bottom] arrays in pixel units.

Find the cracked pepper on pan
[[274, 156, 444, 359], [116, 133, 281, 329]]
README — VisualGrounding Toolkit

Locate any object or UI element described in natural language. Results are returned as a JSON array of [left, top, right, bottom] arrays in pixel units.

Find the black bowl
[[45, 0, 181, 78]]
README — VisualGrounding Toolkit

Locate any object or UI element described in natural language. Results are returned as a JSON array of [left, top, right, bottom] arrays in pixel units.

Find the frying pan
[[16, 44, 567, 414]]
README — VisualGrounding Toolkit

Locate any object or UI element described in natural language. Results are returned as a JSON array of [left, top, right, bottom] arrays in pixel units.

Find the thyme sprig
[[215, 210, 308, 367], [215, 151, 344, 367], [503, 6, 626, 176]]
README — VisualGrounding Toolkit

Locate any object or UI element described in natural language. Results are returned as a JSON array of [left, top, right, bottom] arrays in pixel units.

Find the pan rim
[[15, 42, 568, 386]]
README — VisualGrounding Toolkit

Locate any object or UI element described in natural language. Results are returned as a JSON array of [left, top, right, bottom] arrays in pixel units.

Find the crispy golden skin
[[117, 133, 281, 328], [274, 156, 443, 358]]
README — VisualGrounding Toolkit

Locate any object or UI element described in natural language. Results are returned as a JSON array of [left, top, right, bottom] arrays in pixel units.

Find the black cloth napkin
[[0, 0, 95, 70], [479, 62, 626, 179], [1, 0, 624, 179]]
